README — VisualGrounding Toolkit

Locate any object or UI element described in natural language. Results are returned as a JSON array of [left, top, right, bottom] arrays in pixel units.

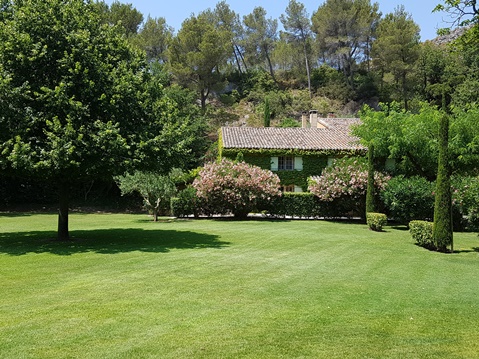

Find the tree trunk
[[402, 72, 408, 111], [57, 182, 70, 241], [233, 44, 243, 74], [303, 42, 312, 98], [235, 44, 248, 71], [200, 89, 208, 113], [264, 47, 277, 85]]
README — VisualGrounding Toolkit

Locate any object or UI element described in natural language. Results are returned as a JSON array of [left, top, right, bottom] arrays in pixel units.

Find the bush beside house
[[192, 159, 281, 218]]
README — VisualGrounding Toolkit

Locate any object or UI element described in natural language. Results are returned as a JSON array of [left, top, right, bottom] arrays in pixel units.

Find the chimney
[[310, 110, 318, 128], [301, 111, 308, 128]]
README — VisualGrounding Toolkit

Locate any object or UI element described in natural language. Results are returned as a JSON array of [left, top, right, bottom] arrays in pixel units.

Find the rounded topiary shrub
[[367, 212, 387, 231], [409, 220, 434, 249]]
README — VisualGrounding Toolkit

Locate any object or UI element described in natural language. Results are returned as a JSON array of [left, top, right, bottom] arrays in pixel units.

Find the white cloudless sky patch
[[106, 0, 457, 41]]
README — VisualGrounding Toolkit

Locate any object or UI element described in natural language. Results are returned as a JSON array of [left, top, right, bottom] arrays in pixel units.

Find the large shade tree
[[312, 0, 381, 88], [168, 11, 231, 112], [0, 0, 190, 240], [210, 1, 247, 74], [372, 6, 420, 110], [354, 103, 479, 180], [134, 16, 173, 63], [99, 0, 143, 36], [243, 7, 278, 82], [280, 0, 314, 98]]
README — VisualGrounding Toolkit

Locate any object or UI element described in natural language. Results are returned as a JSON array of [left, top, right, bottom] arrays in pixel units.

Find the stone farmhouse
[[219, 111, 367, 192]]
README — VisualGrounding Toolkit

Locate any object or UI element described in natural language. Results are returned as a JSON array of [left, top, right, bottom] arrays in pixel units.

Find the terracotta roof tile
[[221, 118, 364, 151]]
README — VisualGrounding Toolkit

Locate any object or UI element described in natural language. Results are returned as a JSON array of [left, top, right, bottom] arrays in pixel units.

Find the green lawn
[[1, 213, 478, 358]]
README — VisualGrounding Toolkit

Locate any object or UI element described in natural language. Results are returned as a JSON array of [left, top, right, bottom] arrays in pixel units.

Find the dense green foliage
[[366, 143, 376, 214], [453, 176, 479, 231], [0, 0, 194, 239], [381, 176, 435, 224], [170, 186, 204, 218], [2, 0, 479, 227], [409, 220, 435, 249], [355, 104, 479, 180], [261, 192, 322, 218], [433, 113, 453, 252], [116, 171, 177, 221], [366, 212, 387, 231]]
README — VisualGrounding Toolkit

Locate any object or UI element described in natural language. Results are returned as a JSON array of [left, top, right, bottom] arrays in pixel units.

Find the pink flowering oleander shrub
[[193, 159, 281, 218], [308, 158, 390, 218]]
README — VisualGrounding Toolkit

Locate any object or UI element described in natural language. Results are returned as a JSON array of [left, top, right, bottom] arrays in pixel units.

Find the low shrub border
[[260, 192, 323, 218]]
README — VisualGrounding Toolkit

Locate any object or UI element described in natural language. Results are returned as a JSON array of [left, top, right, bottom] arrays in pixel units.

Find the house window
[[281, 185, 303, 193], [278, 156, 294, 170], [271, 156, 303, 171]]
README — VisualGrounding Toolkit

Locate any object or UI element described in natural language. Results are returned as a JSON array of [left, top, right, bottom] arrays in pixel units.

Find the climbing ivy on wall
[[222, 150, 344, 190], [219, 129, 366, 190]]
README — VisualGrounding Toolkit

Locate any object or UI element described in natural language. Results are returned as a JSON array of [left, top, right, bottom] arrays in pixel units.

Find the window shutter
[[327, 157, 335, 167], [294, 185, 303, 193], [294, 156, 303, 170], [271, 157, 278, 171]]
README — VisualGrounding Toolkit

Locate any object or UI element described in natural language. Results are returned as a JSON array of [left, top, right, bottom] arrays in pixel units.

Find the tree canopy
[[168, 11, 231, 111], [372, 6, 420, 110], [0, 0, 192, 239], [312, 0, 381, 87], [354, 103, 479, 180]]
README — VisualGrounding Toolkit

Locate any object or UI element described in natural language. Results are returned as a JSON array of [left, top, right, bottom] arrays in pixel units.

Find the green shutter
[[294, 156, 303, 170], [271, 157, 278, 171]]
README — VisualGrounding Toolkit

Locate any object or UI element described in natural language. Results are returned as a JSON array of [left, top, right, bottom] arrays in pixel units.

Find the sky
[[106, 0, 456, 41]]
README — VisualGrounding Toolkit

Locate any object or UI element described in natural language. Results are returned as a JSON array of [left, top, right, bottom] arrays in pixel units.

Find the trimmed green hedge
[[172, 191, 326, 219], [367, 212, 387, 231], [409, 220, 434, 249], [171, 187, 204, 218], [260, 192, 323, 218]]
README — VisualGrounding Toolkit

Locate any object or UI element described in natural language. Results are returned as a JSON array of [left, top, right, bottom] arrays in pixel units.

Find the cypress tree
[[263, 98, 271, 127], [432, 112, 453, 252], [366, 143, 376, 215]]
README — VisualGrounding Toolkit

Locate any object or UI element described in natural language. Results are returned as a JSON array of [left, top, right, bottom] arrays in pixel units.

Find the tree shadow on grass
[[453, 247, 479, 254], [0, 212, 35, 218], [0, 228, 229, 256]]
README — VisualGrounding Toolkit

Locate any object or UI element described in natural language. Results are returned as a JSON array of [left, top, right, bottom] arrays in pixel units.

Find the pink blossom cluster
[[308, 159, 390, 202], [193, 159, 281, 216]]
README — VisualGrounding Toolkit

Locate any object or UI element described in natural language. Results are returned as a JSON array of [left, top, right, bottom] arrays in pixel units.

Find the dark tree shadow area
[[0, 212, 35, 218], [0, 229, 229, 256]]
